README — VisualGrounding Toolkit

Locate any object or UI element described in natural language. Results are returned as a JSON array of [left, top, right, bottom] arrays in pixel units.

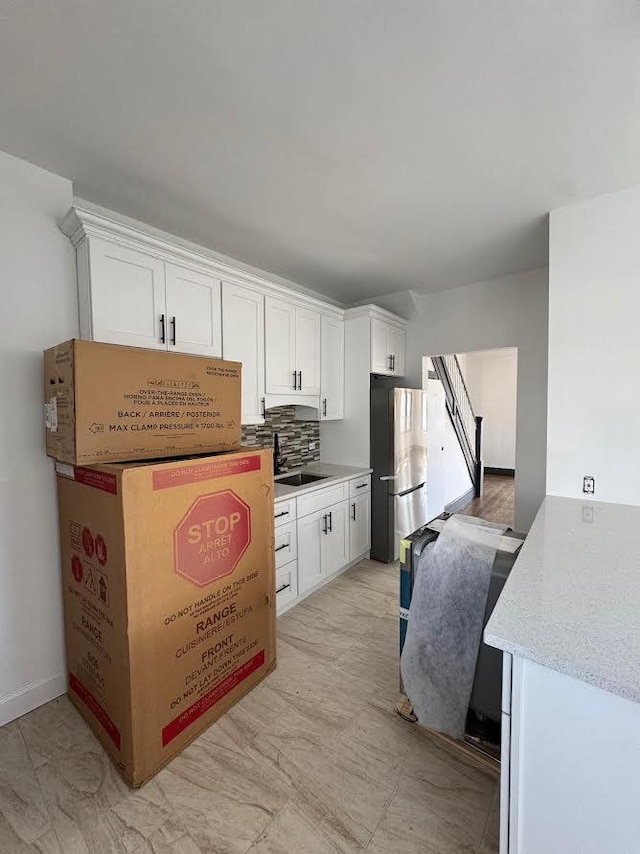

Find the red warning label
[[161, 649, 265, 746], [153, 454, 260, 491], [96, 534, 108, 566], [82, 527, 94, 558], [71, 555, 83, 583], [69, 673, 121, 750]]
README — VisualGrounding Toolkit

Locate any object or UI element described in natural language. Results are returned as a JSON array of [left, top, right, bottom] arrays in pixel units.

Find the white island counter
[[485, 496, 640, 854]]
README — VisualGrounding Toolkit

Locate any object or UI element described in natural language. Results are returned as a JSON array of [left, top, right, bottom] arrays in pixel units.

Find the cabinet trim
[[345, 303, 408, 328], [61, 200, 345, 318]]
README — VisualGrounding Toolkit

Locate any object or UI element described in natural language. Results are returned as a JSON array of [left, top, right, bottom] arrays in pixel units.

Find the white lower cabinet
[[324, 500, 350, 577], [275, 563, 298, 613], [297, 506, 328, 595], [298, 499, 349, 596], [349, 491, 371, 560], [275, 475, 371, 612]]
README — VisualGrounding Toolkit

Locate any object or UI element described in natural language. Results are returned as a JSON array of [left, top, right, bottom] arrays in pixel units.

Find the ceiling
[[0, 1, 638, 305]]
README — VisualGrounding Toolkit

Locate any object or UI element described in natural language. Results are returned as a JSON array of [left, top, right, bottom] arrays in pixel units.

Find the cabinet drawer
[[296, 482, 348, 518], [274, 498, 296, 527], [349, 475, 371, 497], [274, 522, 297, 569], [275, 562, 298, 613]]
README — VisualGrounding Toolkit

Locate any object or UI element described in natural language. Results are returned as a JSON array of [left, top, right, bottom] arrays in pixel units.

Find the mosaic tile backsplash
[[241, 406, 320, 471]]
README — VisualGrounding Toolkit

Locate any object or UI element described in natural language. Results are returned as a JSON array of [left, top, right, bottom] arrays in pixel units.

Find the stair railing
[[431, 355, 483, 497]]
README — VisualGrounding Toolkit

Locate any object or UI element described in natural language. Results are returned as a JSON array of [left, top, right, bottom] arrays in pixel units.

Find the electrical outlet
[[308, 441, 316, 451], [583, 475, 595, 495]]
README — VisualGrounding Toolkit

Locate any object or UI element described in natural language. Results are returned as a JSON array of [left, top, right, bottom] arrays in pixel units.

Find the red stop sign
[[174, 490, 251, 587]]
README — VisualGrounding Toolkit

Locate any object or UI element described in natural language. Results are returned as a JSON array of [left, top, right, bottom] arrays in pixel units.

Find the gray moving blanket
[[400, 514, 507, 738]]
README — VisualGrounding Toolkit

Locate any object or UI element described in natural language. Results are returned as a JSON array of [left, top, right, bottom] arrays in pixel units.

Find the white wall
[[442, 418, 473, 505], [0, 150, 77, 724], [464, 348, 518, 470], [403, 268, 548, 531], [548, 185, 640, 504]]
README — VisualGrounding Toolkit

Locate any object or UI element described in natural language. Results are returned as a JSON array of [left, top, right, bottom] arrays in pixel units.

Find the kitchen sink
[[276, 472, 329, 487]]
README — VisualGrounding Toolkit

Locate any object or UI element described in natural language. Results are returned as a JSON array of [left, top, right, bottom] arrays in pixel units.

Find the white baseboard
[[0, 670, 66, 727]]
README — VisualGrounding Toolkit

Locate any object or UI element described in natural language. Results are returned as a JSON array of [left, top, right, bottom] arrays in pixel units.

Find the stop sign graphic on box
[[174, 490, 251, 587]]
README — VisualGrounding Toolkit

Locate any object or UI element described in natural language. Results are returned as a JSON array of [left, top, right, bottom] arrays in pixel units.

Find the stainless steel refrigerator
[[370, 377, 430, 562]]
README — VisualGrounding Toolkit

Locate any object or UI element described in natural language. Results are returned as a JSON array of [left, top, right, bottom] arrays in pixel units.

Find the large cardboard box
[[56, 448, 276, 787], [44, 339, 241, 465]]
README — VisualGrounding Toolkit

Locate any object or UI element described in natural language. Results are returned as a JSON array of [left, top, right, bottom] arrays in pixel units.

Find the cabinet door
[[320, 315, 344, 420], [165, 263, 222, 356], [322, 501, 350, 577], [295, 307, 321, 394], [349, 492, 371, 561], [388, 326, 406, 376], [265, 297, 297, 394], [90, 237, 167, 349], [297, 509, 325, 595], [222, 282, 265, 424], [371, 318, 391, 374]]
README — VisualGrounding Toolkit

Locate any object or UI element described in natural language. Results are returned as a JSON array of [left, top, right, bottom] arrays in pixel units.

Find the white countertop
[[485, 495, 640, 703], [273, 462, 372, 500]]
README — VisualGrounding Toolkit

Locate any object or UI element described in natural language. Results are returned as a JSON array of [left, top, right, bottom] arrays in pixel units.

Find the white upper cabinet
[[89, 238, 167, 350], [371, 318, 390, 374], [61, 202, 345, 417], [320, 314, 344, 420], [165, 263, 222, 356], [370, 316, 406, 376], [74, 234, 222, 357], [265, 297, 321, 396], [295, 307, 321, 395], [265, 297, 297, 394], [222, 282, 265, 425], [387, 324, 406, 376]]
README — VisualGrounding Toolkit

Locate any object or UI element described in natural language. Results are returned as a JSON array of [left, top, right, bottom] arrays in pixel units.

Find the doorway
[[424, 348, 517, 529]]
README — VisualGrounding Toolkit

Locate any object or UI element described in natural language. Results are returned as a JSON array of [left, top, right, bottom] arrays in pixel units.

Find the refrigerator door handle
[[396, 482, 426, 498], [379, 475, 396, 481]]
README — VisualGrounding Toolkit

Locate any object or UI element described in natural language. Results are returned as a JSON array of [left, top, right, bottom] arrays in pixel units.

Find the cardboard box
[[44, 339, 241, 465], [56, 448, 276, 787]]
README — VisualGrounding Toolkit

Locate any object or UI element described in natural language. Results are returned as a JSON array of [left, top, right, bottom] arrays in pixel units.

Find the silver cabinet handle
[[159, 314, 166, 344]]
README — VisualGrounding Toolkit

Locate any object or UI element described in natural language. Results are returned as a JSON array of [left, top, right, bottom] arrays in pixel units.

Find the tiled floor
[[0, 559, 499, 853], [460, 474, 515, 529]]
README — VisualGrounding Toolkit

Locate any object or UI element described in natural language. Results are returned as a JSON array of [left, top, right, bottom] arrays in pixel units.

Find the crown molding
[[344, 303, 408, 327], [60, 200, 345, 318]]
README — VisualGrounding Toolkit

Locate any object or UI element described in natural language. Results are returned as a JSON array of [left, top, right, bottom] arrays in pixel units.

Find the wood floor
[[0, 560, 499, 853], [460, 473, 515, 529]]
